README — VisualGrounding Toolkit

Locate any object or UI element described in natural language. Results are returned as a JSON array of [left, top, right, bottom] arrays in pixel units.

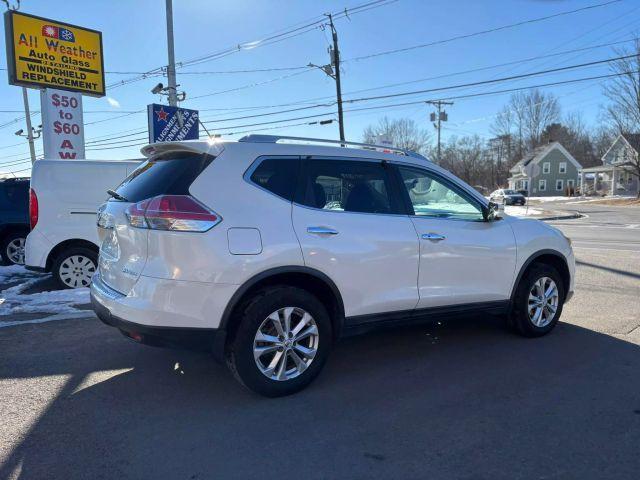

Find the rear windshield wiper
[[107, 189, 128, 202]]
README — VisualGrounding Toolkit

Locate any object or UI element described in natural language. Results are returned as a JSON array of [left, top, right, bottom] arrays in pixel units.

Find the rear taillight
[[125, 195, 220, 232], [29, 188, 38, 230]]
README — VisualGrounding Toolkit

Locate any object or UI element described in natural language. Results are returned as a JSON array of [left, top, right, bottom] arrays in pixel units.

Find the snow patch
[[504, 206, 544, 217], [0, 266, 90, 317]]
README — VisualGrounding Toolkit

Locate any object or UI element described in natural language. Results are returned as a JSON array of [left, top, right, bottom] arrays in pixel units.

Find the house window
[[567, 179, 575, 188], [543, 162, 550, 174], [539, 179, 547, 191], [559, 162, 567, 174], [556, 179, 564, 191], [523, 180, 529, 191]]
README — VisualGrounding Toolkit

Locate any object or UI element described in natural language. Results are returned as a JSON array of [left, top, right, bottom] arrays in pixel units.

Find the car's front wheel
[[227, 286, 332, 397], [510, 263, 565, 337]]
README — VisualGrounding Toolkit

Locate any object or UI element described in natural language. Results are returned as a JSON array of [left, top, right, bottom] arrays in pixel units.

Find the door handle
[[422, 232, 446, 241], [307, 226, 339, 235]]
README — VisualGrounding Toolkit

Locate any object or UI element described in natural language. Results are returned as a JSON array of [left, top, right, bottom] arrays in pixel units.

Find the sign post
[[147, 104, 199, 143], [40, 88, 85, 159]]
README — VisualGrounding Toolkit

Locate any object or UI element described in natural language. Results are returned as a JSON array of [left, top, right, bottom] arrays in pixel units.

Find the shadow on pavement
[[577, 260, 640, 280], [1, 315, 639, 479]]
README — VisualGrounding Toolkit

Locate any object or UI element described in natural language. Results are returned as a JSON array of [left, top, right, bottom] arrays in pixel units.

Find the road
[[1, 203, 639, 480]]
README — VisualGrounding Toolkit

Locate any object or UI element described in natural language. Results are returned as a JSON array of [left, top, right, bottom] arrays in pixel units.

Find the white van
[[26, 159, 141, 288]]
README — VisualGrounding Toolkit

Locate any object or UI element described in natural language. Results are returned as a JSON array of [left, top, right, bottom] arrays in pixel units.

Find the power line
[[76, 68, 638, 152], [106, 0, 396, 91], [202, 68, 640, 131], [190, 53, 632, 124], [344, 0, 622, 63], [83, 52, 633, 146], [341, 53, 636, 105]]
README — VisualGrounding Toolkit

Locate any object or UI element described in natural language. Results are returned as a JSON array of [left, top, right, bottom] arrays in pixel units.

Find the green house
[[508, 142, 582, 197]]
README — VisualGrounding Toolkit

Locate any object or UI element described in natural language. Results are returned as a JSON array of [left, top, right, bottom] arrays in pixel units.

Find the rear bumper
[[25, 229, 53, 271], [90, 273, 234, 360]]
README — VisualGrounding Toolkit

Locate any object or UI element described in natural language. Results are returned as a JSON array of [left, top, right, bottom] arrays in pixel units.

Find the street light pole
[[327, 14, 345, 142], [165, 0, 178, 107]]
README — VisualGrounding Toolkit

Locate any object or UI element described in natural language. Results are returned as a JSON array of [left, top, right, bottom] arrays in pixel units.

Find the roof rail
[[237, 134, 429, 160]]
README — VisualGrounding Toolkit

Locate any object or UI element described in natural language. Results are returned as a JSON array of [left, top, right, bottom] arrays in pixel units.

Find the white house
[[579, 133, 640, 196]]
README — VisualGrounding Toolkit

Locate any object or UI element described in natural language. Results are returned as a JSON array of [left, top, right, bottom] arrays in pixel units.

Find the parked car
[[0, 177, 30, 265], [25, 159, 140, 288], [490, 189, 527, 205], [91, 136, 575, 397]]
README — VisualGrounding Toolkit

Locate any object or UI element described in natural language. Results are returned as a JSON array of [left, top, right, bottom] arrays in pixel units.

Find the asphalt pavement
[[1, 202, 639, 480]]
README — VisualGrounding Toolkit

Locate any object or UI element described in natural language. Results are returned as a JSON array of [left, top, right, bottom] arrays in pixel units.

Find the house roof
[[623, 133, 640, 153], [510, 141, 582, 174], [602, 133, 640, 161], [510, 144, 551, 171]]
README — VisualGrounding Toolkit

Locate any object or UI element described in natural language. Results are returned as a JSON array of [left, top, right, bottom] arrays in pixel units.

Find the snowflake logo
[[61, 30, 72, 40]]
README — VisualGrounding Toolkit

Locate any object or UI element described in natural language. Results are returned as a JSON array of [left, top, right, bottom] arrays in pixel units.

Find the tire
[[226, 286, 332, 397], [509, 263, 565, 337], [52, 247, 98, 289], [1, 231, 27, 265]]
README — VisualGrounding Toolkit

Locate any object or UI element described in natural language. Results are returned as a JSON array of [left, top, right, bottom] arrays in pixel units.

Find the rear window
[[113, 152, 213, 203], [0, 181, 29, 211]]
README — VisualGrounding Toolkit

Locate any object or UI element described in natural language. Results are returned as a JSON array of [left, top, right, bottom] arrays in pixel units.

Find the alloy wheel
[[59, 255, 96, 288], [6, 237, 25, 265], [528, 276, 559, 327], [253, 307, 319, 381]]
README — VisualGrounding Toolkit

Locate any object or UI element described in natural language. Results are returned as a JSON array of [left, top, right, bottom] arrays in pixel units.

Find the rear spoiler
[[140, 141, 225, 158]]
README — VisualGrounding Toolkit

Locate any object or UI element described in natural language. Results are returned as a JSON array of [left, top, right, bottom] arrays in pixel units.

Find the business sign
[[40, 88, 85, 159], [4, 10, 105, 96], [147, 104, 199, 143]]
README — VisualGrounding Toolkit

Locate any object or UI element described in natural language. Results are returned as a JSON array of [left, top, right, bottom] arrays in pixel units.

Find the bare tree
[[602, 39, 640, 133], [517, 89, 561, 149], [362, 117, 431, 154], [490, 89, 560, 157], [541, 112, 600, 167], [439, 135, 485, 185]]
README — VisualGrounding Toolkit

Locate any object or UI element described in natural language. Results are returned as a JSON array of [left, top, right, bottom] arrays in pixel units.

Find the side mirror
[[483, 201, 502, 221]]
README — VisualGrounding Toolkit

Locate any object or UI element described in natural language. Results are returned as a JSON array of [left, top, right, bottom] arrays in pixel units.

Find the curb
[[537, 211, 584, 221]]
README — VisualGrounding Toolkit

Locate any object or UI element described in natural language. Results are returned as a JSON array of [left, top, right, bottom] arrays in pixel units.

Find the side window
[[300, 159, 397, 214], [397, 166, 483, 221], [249, 158, 299, 201], [543, 162, 551, 174]]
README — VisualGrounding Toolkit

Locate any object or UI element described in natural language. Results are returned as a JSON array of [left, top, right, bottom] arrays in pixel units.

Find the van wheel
[[226, 286, 332, 397], [509, 264, 565, 337], [1, 231, 27, 265], [52, 247, 97, 289]]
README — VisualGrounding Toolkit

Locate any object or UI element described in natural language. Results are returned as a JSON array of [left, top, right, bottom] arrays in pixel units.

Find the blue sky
[[0, 0, 637, 175]]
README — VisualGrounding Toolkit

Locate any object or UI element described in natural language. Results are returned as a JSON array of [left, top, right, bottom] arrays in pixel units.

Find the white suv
[[91, 135, 575, 397]]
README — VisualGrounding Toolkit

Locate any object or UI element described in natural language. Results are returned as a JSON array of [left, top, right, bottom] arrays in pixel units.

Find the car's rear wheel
[[52, 247, 97, 289], [510, 263, 565, 337], [1, 231, 27, 265], [226, 286, 332, 397]]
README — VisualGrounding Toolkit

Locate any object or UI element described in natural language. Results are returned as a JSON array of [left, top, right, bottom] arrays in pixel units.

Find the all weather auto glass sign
[[4, 10, 105, 96]]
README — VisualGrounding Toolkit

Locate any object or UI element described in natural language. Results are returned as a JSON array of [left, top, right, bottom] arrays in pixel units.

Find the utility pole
[[165, 0, 178, 107], [327, 14, 345, 142], [22, 88, 36, 164], [426, 100, 453, 163]]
